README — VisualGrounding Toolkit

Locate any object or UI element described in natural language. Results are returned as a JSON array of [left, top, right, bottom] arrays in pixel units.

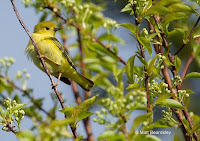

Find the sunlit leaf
[[126, 83, 140, 89], [174, 55, 181, 73], [14, 103, 27, 111], [121, 3, 132, 13], [131, 112, 152, 132], [144, 5, 169, 16], [138, 37, 152, 56], [98, 131, 126, 141], [80, 94, 99, 110], [126, 55, 136, 83], [185, 72, 200, 79], [168, 3, 196, 13], [155, 99, 186, 110], [120, 23, 138, 36], [78, 111, 93, 121], [153, 93, 175, 107], [98, 33, 125, 44], [59, 106, 73, 118]]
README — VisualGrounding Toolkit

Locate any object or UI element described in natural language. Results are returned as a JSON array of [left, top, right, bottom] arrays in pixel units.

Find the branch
[[151, 14, 199, 141], [6, 123, 16, 135], [10, 0, 77, 138], [60, 24, 94, 140], [131, 3, 150, 113], [175, 16, 200, 55], [88, 33, 127, 65], [180, 52, 195, 83], [77, 25, 95, 141]]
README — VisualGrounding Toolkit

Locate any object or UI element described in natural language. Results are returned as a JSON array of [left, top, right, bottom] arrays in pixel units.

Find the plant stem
[[175, 16, 200, 55], [131, 3, 150, 113], [10, 0, 77, 138]]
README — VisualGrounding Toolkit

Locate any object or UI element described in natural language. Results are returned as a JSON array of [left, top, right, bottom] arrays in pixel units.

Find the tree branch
[[10, 0, 77, 138], [6, 123, 16, 135], [151, 14, 199, 141], [131, 3, 150, 113], [175, 16, 200, 55]]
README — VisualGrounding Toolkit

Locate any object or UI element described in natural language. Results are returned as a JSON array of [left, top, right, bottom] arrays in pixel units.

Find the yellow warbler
[[25, 21, 94, 91]]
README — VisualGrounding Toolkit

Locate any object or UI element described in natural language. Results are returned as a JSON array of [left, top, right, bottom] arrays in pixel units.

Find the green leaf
[[138, 37, 152, 56], [97, 131, 126, 141], [133, 66, 144, 77], [153, 93, 175, 107], [185, 72, 200, 79], [49, 119, 74, 128], [157, 0, 181, 6], [14, 104, 27, 111], [98, 33, 125, 44], [174, 133, 179, 141], [17, 130, 35, 141], [75, 136, 83, 141], [142, 0, 152, 14], [120, 23, 137, 36], [137, 55, 148, 67], [193, 32, 200, 39], [121, 3, 132, 13], [163, 13, 188, 25], [131, 112, 152, 132], [167, 28, 185, 42], [80, 94, 99, 110], [126, 55, 135, 83], [155, 99, 186, 110], [59, 106, 73, 118], [144, 5, 170, 16], [185, 89, 195, 94], [182, 119, 190, 131], [145, 119, 173, 130], [126, 83, 140, 89], [174, 55, 181, 73], [0, 106, 5, 120], [168, 3, 196, 13], [78, 111, 93, 121], [189, 122, 200, 136], [135, 134, 162, 141], [86, 64, 104, 73], [147, 54, 159, 74]]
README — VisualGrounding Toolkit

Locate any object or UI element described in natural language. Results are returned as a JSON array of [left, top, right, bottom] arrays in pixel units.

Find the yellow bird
[[25, 21, 94, 91]]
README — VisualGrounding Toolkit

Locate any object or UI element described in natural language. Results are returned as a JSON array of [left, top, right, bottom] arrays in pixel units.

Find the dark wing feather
[[50, 37, 76, 70]]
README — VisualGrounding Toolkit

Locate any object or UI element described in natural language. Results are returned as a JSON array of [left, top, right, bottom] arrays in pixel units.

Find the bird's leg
[[37, 55, 60, 66], [52, 72, 62, 88]]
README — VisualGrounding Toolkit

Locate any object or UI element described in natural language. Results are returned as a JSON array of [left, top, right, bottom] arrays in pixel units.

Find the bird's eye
[[46, 27, 50, 30]]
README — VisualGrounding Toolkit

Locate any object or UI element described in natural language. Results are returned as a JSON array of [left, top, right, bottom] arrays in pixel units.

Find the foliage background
[[0, 0, 200, 141]]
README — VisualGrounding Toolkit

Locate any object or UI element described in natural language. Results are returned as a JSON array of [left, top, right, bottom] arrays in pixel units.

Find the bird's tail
[[74, 73, 94, 91]]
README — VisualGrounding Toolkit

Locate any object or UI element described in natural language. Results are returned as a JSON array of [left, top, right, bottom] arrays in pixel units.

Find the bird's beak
[[53, 28, 61, 31]]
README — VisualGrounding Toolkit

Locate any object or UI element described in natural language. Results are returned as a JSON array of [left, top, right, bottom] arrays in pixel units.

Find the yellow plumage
[[25, 21, 94, 91]]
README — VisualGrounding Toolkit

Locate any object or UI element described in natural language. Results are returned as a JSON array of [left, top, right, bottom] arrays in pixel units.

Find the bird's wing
[[49, 37, 76, 70]]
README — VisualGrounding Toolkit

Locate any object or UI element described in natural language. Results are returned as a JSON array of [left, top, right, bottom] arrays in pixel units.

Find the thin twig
[[131, 3, 150, 113], [77, 25, 95, 141], [180, 52, 195, 83], [89, 33, 127, 65], [6, 123, 16, 135], [175, 16, 200, 55], [10, 0, 77, 138]]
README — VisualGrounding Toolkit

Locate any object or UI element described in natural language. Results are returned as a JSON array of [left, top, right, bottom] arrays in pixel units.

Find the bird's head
[[33, 21, 60, 36]]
